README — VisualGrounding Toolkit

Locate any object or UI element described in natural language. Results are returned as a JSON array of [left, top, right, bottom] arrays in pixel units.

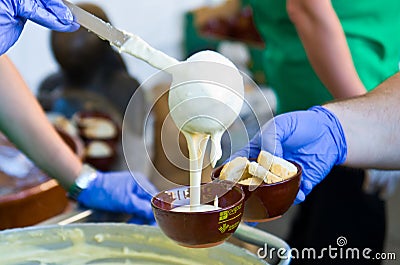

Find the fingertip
[[68, 22, 80, 31], [26, 0, 79, 31], [0, 25, 23, 55], [63, 8, 74, 24], [148, 217, 157, 226], [245, 222, 258, 227], [44, 0, 75, 25], [301, 180, 313, 195], [294, 190, 305, 205], [55, 21, 80, 32], [55, 12, 73, 25], [127, 196, 154, 218]]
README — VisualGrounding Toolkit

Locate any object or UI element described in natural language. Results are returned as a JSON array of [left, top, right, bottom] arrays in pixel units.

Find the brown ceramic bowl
[[212, 159, 302, 222], [83, 140, 117, 171], [0, 129, 84, 229], [151, 181, 245, 248], [72, 110, 120, 145]]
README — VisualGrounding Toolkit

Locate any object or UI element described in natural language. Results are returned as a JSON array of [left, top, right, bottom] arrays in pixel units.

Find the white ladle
[[64, 1, 245, 207]]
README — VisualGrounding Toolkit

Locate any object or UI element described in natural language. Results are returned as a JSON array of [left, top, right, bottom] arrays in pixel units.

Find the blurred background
[[2, 0, 399, 263], [8, 0, 207, 93]]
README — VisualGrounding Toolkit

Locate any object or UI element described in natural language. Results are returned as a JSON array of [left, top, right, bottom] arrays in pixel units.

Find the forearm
[[287, 0, 366, 98], [324, 73, 400, 169], [0, 55, 81, 189]]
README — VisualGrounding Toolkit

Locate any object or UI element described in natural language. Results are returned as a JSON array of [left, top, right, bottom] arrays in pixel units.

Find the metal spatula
[[62, 0, 179, 70], [62, 0, 130, 48]]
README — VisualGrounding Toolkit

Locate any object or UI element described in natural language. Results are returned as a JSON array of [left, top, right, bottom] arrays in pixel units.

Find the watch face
[[75, 164, 98, 189], [68, 164, 97, 201]]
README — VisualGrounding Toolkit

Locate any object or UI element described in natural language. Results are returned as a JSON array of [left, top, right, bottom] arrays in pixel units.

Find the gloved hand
[[0, 0, 79, 54], [232, 106, 347, 204], [77, 170, 158, 225], [364, 169, 400, 200]]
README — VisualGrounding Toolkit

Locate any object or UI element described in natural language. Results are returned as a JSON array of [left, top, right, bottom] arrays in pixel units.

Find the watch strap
[[67, 164, 98, 201]]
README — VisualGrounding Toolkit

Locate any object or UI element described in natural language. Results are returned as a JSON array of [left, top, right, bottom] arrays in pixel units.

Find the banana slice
[[239, 177, 263, 186], [265, 171, 284, 184], [257, 150, 297, 179], [248, 161, 268, 180], [248, 161, 284, 184], [219, 152, 297, 185], [219, 157, 251, 183]]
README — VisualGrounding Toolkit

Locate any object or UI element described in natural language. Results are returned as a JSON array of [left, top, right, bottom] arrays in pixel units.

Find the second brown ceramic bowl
[[151, 181, 245, 248], [72, 110, 120, 144], [212, 159, 302, 222], [0, 128, 83, 229], [83, 140, 117, 171]]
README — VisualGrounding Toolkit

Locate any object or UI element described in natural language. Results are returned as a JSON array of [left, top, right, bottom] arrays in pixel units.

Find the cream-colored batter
[[119, 35, 244, 212], [169, 51, 243, 210], [171, 204, 220, 212], [119, 33, 179, 71], [171, 194, 220, 212], [0, 228, 207, 264], [0, 224, 266, 264]]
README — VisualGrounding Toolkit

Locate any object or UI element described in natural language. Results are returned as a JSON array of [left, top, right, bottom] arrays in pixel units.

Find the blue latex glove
[[77, 171, 158, 225], [232, 106, 347, 204], [245, 222, 258, 227], [0, 0, 79, 54]]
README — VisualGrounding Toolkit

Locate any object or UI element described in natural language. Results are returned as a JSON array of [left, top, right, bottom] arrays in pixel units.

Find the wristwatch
[[67, 164, 98, 201]]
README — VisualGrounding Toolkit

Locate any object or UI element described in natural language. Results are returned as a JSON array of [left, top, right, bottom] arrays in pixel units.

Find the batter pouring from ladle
[[120, 34, 245, 212]]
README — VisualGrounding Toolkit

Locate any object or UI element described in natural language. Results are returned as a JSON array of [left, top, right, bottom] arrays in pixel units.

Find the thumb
[[225, 132, 262, 163], [228, 142, 254, 162], [0, 25, 24, 55], [124, 194, 154, 218], [259, 119, 284, 157], [18, 0, 78, 31], [128, 214, 156, 226], [294, 189, 306, 204]]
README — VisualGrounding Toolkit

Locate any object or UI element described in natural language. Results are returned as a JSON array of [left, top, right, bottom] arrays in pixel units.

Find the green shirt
[[250, 0, 400, 113]]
